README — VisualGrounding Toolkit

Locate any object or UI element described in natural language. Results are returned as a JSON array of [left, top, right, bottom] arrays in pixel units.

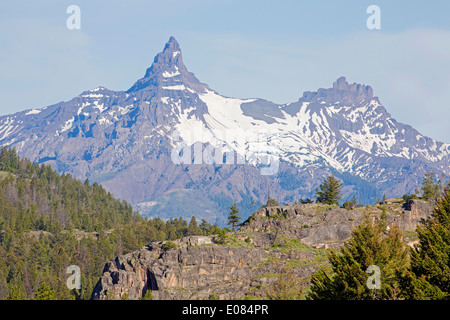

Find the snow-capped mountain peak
[[127, 36, 208, 93], [0, 36, 448, 222]]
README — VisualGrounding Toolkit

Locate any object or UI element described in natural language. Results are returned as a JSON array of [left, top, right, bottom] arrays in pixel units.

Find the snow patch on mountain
[[162, 70, 181, 78], [93, 101, 107, 113], [25, 109, 42, 115], [81, 93, 104, 98], [61, 117, 74, 132], [163, 85, 187, 91]]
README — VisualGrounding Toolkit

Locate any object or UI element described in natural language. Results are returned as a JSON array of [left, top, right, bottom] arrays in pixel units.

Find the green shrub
[[141, 290, 153, 300], [215, 228, 227, 244], [162, 240, 177, 251], [402, 194, 419, 202]]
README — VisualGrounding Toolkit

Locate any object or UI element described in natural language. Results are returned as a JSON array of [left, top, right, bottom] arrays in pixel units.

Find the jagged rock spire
[[143, 36, 184, 78], [127, 36, 208, 93], [301, 76, 374, 105]]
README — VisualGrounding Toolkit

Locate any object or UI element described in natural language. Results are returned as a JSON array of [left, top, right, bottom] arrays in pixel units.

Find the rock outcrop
[[91, 199, 434, 300], [241, 198, 433, 248], [91, 236, 317, 300]]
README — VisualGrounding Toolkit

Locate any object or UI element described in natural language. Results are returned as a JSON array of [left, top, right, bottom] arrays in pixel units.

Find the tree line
[[314, 173, 444, 207], [226, 172, 445, 231], [0, 147, 218, 300]]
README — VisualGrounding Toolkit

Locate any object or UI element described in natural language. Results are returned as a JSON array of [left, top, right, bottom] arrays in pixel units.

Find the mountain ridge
[[0, 36, 448, 224]]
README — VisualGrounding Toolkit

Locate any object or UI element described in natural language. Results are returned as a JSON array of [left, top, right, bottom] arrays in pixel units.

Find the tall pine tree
[[187, 216, 202, 236], [315, 175, 343, 206], [420, 171, 441, 201], [227, 203, 240, 232], [400, 184, 450, 299]]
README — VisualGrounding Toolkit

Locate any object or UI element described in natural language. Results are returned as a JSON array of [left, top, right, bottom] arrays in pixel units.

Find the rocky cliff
[[240, 197, 433, 248], [91, 236, 317, 300], [91, 198, 433, 300]]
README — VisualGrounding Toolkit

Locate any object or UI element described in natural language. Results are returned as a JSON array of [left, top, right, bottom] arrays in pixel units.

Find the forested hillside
[[0, 147, 215, 300]]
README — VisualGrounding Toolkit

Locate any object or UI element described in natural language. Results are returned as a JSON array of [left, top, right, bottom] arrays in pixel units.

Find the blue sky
[[1, 0, 450, 142]]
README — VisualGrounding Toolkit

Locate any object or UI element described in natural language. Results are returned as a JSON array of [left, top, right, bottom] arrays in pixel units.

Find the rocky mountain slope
[[1, 36, 448, 224], [91, 198, 432, 300]]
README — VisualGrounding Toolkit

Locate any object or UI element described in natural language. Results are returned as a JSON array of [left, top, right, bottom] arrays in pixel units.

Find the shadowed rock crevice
[[146, 269, 159, 291]]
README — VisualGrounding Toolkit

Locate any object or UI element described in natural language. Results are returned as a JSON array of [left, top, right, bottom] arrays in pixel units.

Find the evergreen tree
[[4, 285, 24, 300], [266, 188, 278, 207], [215, 228, 227, 245], [265, 268, 303, 300], [187, 216, 202, 236], [0, 147, 221, 300], [400, 184, 450, 299], [227, 203, 241, 232], [308, 215, 409, 300], [33, 282, 54, 300], [420, 171, 441, 201], [266, 197, 279, 207], [141, 289, 153, 300], [315, 175, 343, 206], [199, 219, 212, 235]]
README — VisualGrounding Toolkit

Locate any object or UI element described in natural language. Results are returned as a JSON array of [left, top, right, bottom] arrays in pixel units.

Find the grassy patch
[[222, 232, 257, 248], [285, 259, 302, 268], [269, 237, 315, 252], [265, 236, 329, 262], [259, 253, 282, 265], [314, 204, 335, 215]]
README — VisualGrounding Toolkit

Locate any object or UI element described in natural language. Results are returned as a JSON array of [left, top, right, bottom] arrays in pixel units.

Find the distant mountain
[[1, 36, 449, 224]]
